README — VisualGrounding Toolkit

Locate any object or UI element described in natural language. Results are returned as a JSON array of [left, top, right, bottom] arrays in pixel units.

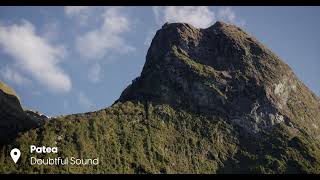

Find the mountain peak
[[118, 22, 320, 137], [1, 22, 320, 174], [213, 20, 226, 26], [209, 20, 231, 30], [161, 21, 230, 31]]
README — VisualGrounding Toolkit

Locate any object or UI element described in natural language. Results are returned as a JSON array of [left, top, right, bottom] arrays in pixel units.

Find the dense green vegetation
[[1, 101, 319, 174], [1, 22, 320, 174]]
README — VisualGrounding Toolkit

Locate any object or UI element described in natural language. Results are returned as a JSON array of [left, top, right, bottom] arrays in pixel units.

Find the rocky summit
[[1, 21, 320, 174], [119, 21, 320, 136]]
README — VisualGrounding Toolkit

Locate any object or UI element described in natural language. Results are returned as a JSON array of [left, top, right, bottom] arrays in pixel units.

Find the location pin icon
[[10, 148, 21, 164]]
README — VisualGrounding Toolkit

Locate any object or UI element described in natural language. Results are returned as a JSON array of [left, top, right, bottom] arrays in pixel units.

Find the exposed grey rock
[[118, 21, 320, 137]]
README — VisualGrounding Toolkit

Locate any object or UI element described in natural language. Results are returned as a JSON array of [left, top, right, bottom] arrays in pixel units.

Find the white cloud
[[78, 92, 93, 108], [218, 7, 236, 22], [152, 6, 215, 28], [75, 7, 135, 60], [152, 6, 246, 28], [0, 66, 30, 85], [0, 21, 72, 93], [88, 63, 102, 83], [64, 6, 92, 26], [64, 6, 90, 18], [217, 7, 246, 27]]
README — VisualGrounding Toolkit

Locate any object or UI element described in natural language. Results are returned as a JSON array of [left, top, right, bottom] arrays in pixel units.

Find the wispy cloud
[[152, 6, 215, 28], [0, 66, 30, 85], [218, 7, 236, 22], [65, 6, 90, 16], [64, 6, 91, 25], [217, 7, 246, 27], [0, 20, 72, 93], [152, 6, 245, 29], [68, 7, 135, 60], [88, 63, 102, 83], [78, 91, 94, 108]]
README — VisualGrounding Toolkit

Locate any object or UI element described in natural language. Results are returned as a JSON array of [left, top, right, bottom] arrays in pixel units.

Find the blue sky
[[0, 6, 319, 116]]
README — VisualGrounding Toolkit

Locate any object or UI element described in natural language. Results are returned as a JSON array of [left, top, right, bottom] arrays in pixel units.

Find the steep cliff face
[[0, 82, 38, 145], [0, 22, 320, 174], [118, 21, 320, 137]]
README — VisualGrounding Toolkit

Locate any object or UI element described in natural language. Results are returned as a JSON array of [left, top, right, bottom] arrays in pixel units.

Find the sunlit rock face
[[1, 21, 320, 174], [119, 21, 320, 136]]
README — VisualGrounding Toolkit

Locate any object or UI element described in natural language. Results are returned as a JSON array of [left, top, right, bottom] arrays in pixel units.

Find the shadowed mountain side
[[0, 81, 39, 145]]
